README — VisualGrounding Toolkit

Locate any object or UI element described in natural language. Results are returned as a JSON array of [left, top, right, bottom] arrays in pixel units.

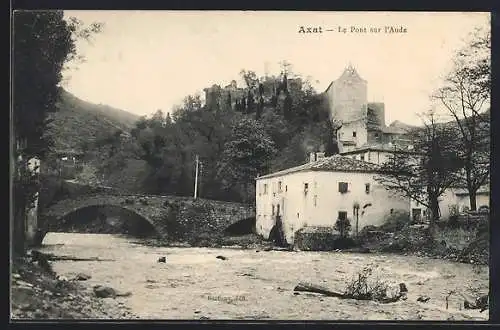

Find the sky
[[62, 11, 490, 125]]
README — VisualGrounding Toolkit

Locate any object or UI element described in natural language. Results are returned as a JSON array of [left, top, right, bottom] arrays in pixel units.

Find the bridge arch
[[223, 216, 256, 236], [44, 203, 162, 240]]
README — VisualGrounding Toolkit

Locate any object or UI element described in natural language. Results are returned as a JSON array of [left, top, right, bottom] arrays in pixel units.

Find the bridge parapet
[[41, 193, 256, 241]]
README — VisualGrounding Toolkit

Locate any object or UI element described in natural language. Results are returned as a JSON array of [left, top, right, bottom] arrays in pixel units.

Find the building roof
[[323, 64, 367, 93], [340, 143, 418, 155], [256, 155, 381, 180]]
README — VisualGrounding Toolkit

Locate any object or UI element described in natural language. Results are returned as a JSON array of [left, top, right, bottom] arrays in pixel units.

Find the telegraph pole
[[279, 60, 292, 76], [194, 155, 199, 199]]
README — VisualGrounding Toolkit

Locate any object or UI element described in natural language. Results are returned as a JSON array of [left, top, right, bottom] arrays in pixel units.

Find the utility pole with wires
[[279, 60, 292, 77], [198, 160, 204, 198], [194, 155, 199, 199]]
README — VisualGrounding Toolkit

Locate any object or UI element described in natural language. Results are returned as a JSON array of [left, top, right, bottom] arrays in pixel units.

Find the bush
[[344, 267, 390, 301], [294, 226, 338, 251], [447, 215, 460, 229], [334, 217, 352, 238], [379, 210, 410, 232], [74, 164, 100, 185]]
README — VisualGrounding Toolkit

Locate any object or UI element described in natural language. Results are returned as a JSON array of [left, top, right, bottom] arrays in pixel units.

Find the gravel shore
[[11, 255, 138, 320]]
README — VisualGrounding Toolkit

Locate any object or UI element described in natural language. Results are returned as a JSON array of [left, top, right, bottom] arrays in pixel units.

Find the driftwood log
[[293, 282, 407, 303], [46, 255, 115, 262], [32, 251, 115, 262], [293, 282, 345, 298]]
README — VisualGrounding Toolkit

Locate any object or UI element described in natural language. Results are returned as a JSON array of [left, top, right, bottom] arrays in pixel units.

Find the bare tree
[[375, 112, 462, 236], [433, 27, 491, 211]]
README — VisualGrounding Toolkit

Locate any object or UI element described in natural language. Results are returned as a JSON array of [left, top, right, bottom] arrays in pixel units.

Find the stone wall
[[42, 194, 255, 242], [162, 198, 256, 242]]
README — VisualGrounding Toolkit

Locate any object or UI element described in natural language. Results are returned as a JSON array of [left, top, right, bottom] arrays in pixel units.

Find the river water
[[40, 232, 489, 320]]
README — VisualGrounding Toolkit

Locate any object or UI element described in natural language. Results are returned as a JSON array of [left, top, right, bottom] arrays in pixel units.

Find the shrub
[[74, 164, 100, 185], [447, 215, 460, 229], [344, 267, 390, 301], [380, 210, 410, 232], [334, 217, 352, 238], [294, 226, 338, 251]]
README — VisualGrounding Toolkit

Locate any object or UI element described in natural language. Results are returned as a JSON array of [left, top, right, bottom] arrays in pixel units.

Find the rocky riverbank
[[11, 253, 138, 320]]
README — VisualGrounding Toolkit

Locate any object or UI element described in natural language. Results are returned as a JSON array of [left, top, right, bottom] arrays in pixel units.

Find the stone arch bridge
[[40, 193, 256, 241]]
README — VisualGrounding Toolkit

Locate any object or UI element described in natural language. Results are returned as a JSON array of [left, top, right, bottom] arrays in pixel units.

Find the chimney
[[316, 152, 325, 160]]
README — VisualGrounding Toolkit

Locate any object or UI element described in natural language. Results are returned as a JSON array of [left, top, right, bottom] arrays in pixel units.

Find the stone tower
[[324, 65, 369, 152]]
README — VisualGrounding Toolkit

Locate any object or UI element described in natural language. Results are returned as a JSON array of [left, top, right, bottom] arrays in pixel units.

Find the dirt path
[[34, 232, 488, 320]]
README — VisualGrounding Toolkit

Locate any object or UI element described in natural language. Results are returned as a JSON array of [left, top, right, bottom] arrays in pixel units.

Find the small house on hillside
[[255, 153, 410, 245]]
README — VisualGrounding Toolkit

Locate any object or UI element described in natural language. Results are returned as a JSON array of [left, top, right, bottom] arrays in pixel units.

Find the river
[[40, 232, 489, 320]]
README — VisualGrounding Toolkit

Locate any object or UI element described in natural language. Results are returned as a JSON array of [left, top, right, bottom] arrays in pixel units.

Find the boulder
[[74, 273, 91, 281], [93, 285, 132, 298]]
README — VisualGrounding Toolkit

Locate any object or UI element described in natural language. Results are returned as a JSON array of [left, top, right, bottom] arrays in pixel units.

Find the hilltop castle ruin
[[202, 65, 411, 155]]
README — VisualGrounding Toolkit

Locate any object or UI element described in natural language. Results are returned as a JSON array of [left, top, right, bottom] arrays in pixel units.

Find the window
[[390, 208, 394, 214], [338, 211, 347, 221], [272, 205, 275, 216], [278, 181, 282, 192], [338, 182, 348, 193], [353, 131, 357, 137], [375, 133, 379, 138], [263, 184, 268, 194], [285, 185, 288, 192], [313, 195, 317, 207], [365, 183, 370, 194], [304, 183, 309, 195], [276, 204, 281, 216], [361, 155, 365, 161]]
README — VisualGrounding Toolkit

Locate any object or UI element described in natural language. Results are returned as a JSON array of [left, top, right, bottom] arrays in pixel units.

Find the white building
[[340, 145, 490, 222], [255, 153, 410, 245]]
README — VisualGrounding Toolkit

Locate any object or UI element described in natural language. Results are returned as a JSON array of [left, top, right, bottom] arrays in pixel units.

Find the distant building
[[338, 141, 490, 222], [323, 65, 412, 153], [255, 154, 410, 245], [412, 185, 490, 223]]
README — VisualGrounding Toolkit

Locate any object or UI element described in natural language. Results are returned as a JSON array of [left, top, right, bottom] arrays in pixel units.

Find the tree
[[433, 27, 490, 211], [216, 117, 276, 203], [12, 11, 102, 255], [246, 90, 255, 114], [335, 216, 351, 239], [375, 113, 462, 236], [240, 70, 259, 89]]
